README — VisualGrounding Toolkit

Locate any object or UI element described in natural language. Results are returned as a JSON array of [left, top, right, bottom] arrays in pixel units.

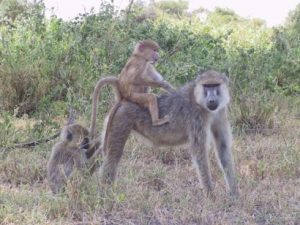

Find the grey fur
[[47, 124, 100, 194], [97, 70, 238, 197]]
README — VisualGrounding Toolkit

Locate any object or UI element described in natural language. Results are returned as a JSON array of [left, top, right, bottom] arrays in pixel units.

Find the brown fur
[[90, 76, 121, 140], [118, 40, 175, 126], [89, 40, 175, 154]]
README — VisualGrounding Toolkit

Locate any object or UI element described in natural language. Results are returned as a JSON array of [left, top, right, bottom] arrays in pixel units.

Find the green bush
[[0, 0, 299, 129], [233, 93, 278, 132]]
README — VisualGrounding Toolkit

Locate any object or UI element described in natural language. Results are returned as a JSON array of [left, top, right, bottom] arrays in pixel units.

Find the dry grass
[[0, 117, 299, 225]]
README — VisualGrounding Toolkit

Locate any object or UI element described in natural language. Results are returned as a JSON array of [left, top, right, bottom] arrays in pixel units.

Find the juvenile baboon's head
[[61, 124, 90, 149], [194, 70, 230, 112], [133, 39, 160, 63]]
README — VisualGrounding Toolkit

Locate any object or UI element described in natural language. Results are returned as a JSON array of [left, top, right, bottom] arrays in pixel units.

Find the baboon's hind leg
[[99, 121, 132, 184]]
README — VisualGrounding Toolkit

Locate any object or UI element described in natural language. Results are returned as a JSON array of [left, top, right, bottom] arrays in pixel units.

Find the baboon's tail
[[90, 76, 121, 139]]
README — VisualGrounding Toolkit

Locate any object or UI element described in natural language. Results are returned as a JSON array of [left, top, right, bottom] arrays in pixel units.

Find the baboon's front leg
[[190, 130, 213, 196], [212, 113, 239, 197]]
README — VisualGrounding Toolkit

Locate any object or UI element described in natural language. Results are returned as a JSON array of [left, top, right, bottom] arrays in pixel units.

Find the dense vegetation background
[[0, 0, 299, 126], [0, 1, 299, 224]]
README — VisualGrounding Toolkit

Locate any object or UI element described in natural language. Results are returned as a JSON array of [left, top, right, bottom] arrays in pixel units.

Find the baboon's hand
[[161, 81, 176, 93]]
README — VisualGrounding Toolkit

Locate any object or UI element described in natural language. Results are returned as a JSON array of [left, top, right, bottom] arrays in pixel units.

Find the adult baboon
[[47, 123, 100, 194], [97, 70, 238, 197]]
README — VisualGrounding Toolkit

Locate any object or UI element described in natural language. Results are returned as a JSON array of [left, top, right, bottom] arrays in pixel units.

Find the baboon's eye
[[216, 89, 220, 96], [204, 89, 208, 97]]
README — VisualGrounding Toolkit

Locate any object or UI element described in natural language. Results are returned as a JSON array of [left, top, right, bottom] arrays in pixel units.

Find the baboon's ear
[[138, 42, 145, 51], [66, 130, 73, 141], [195, 73, 203, 82]]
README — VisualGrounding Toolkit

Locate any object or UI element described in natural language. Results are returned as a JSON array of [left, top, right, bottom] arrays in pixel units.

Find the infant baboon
[[118, 40, 175, 126], [47, 123, 100, 194], [89, 40, 175, 153], [98, 70, 239, 198]]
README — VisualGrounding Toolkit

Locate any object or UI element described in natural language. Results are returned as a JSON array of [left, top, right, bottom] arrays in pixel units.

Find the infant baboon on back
[[47, 123, 100, 194]]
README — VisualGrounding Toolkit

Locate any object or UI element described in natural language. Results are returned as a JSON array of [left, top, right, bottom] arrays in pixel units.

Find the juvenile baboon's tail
[[90, 76, 121, 140]]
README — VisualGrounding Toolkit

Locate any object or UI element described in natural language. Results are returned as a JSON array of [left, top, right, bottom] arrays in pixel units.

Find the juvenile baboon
[[118, 40, 175, 126], [90, 40, 175, 150], [47, 124, 100, 194], [97, 70, 239, 197]]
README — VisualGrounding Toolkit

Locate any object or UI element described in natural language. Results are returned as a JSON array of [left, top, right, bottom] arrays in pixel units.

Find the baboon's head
[[61, 124, 90, 149], [133, 39, 160, 63], [194, 70, 230, 112]]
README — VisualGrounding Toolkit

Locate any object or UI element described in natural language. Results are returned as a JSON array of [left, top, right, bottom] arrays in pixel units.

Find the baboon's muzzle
[[207, 100, 218, 111]]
